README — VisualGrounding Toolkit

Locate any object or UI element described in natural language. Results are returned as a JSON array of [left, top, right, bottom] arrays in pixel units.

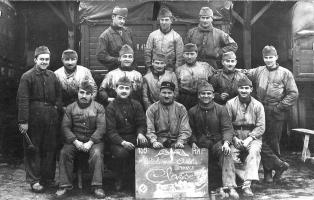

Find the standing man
[[185, 7, 237, 69], [56, 81, 106, 198], [17, 46, 62, 192], [189, 81, 239, 199], [226, 77, 265, 197], [99, 44, 143, 106], [144, 7, 184, 72], [106, 76, 147, 190], [176, 43, 216, 110], [142, 52, 178, 110], [245, 45, 298, 182], [55, 49, 97, 106], [146, 81, 191, 149], [211, 51, 247, 105], [97, 6, 133, 71]]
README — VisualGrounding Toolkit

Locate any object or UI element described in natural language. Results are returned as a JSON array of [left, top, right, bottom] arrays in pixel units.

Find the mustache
[[79, 97, 87, 101]]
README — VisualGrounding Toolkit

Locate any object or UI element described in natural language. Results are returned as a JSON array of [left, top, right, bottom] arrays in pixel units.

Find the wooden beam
[[243, 1, 252, 69], [232, 10, 244, 25], [250, 2, 273, 26]]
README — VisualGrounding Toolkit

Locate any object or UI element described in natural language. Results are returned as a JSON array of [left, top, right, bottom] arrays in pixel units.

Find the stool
[[292, 128, 314, 162]]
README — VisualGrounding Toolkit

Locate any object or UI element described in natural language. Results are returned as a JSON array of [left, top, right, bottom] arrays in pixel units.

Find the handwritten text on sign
[[135, 147, 208, 199]]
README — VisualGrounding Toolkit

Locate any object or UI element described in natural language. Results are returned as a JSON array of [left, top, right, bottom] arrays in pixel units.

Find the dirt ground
[[0, 151, 313, 200]]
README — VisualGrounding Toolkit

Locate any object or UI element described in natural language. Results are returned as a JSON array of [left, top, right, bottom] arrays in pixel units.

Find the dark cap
[[197, 80, 214, 92], [222, 51, 236, 60], [160, 81, 175, 91], [183, 43, 198, 53], [116, 76, 132, 87], [34, 46, 50, 57], [79, 80, 94, 94], [112, 6, 128, 17], [119, 44, 134, 56], [62, 49, 78, 60], [262, 45, 277, 57], [238, 76, 252, 87], [158, 7, 173, 19]]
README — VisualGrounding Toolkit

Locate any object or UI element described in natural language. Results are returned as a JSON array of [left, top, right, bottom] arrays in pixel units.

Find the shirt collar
[[34, 65, 48, 76]]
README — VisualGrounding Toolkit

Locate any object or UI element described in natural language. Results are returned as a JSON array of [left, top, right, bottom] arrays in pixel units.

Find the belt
[[31, 101, 55, 107], [262, 101, 278, 106], [233, 124, 255, 131]]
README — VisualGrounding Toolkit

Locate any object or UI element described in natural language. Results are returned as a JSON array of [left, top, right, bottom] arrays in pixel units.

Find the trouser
[[25, 103, 59, 185], [198, 140, 236, 188], [232, 140, 262, 181], [178, 92, 198, 111], [261, 116, 285, 171], [59, 143, 105, 187]]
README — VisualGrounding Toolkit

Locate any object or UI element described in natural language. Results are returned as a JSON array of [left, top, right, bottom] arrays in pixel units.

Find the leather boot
[[264, 169, 273, 183]]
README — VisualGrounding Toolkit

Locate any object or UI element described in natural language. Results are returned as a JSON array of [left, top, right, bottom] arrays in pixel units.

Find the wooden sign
[[135, 147, 208, 199]]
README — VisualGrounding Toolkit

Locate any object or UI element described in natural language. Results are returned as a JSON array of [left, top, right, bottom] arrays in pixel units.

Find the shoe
[[229, 188, 239, 199], [94, 188, 106, 199], [30, 182, 44, 193], [218, 187, 228, 199], [55, 188, 69, 198], [273, 162, 289, 181], [264, 170, 273, 183], [243, 187, 254, 197]]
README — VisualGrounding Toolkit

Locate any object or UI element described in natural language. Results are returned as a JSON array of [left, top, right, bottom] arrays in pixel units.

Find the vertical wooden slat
[[243, 2, 252, 69]]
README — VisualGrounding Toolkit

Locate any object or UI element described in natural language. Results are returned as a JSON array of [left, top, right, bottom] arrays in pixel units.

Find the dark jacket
[[17, 66, 62, 123], [106, 97, 146, 145], [188, 102, 234, 145], [62, 100, 106, 144], [97, 25, 133, 71]]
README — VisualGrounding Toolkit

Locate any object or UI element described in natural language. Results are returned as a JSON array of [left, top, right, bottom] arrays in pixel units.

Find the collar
[[198, 101, 215, 111], [119, 65, 134, 71], [110, 24, 124, 31], [159, 27, 172, 34], [151, 68, 165, 77], [239, 96, 251, 104], [266, 63, 279, 71], [198, 23, 213, 32], [77, 99, 92, 109], [115, 97, 131, 104], [34, 65, 48, 76], [63, 66, 77, 77]]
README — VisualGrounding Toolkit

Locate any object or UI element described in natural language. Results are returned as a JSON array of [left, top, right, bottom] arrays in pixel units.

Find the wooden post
[[243, 2, 252, 69]]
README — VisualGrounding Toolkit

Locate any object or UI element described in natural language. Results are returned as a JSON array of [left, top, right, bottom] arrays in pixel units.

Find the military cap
[[222, 51, 236, 60], [199, 7, 214, 17], [198, 80, 214, 92], [62, 49, 78, 60], [112, 6, 128, 17], [183, 43, 198, 53], [119, 44, 134, 56], [34, 46, 50, 57], [160, 81, 175, 91], [262, 45, 277, 57], [238, 76, 252, 87], [116, 76, 132, 87], [153, 52, 166, 62], [80, 79, 94, 94], [158, 7, 173, 19]]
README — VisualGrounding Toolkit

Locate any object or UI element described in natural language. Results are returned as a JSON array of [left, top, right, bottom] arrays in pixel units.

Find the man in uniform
[[144, 7, 184, 72], [185, 7, 237, 69], [97, 6, 133, 71], [99, 44, 142, 106], [106, 76, 147, 190], [56, 81, 106, 198], [189, 81, 239, 199], [245, 45, 299, 182], [211, 51, 247, 105], [226, 77, 265, 197], [146, 81, 191, 149], [55, 49, 97, 106], [142, 52, 178, 110], [17, 46, 62, 192], [176, 43, 216, 110]]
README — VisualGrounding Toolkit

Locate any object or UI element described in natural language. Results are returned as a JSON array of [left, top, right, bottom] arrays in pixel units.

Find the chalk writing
[[138, 148, 148, 154]]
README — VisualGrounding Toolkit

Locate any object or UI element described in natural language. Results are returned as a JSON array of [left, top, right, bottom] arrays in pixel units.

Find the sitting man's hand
[[152, 141, 164, 149], [242, 137, 253, 148], [174, 142, 184, 149], [233, 137, 244, 149], [73, 140, 84, 151], [222, 141, 231, 156], [82, 140, 94, 152], [192, 142, 199, 149], [137, 133, 148, 146], [121, 141, 135, 151]]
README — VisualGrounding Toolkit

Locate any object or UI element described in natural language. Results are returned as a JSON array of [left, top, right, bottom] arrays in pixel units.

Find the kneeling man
[[146, 81, 191, 148], [56, 80, 106, 198], [189, 80, 239, 199], [226, 77, 265, 197]]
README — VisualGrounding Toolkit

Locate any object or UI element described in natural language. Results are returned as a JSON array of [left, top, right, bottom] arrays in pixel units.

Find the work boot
[[243, 187, 254, 197], [264, 170, 273, 183], [55, 187, 71, 198], [94, 188, 106, 199], [273, 162, 289, 181], [229, 187, 239, 199], [30, 182, 44, 193]]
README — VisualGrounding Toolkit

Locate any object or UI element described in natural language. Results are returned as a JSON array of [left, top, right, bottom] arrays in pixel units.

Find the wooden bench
[[292, 128, 314, 162]]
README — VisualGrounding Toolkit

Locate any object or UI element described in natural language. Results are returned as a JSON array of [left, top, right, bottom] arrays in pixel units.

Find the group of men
[[16, 5, 299, 200]]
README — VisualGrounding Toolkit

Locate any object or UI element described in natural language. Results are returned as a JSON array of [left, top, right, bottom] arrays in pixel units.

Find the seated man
[[99, 44, 143, 106], [189, 81, 239, 199], [142, 52, 178, 110], [146, 81, 191, 149], [56, 81, 106, 198], [226, 77, 265, 197], [106, 76, 148, 190]]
